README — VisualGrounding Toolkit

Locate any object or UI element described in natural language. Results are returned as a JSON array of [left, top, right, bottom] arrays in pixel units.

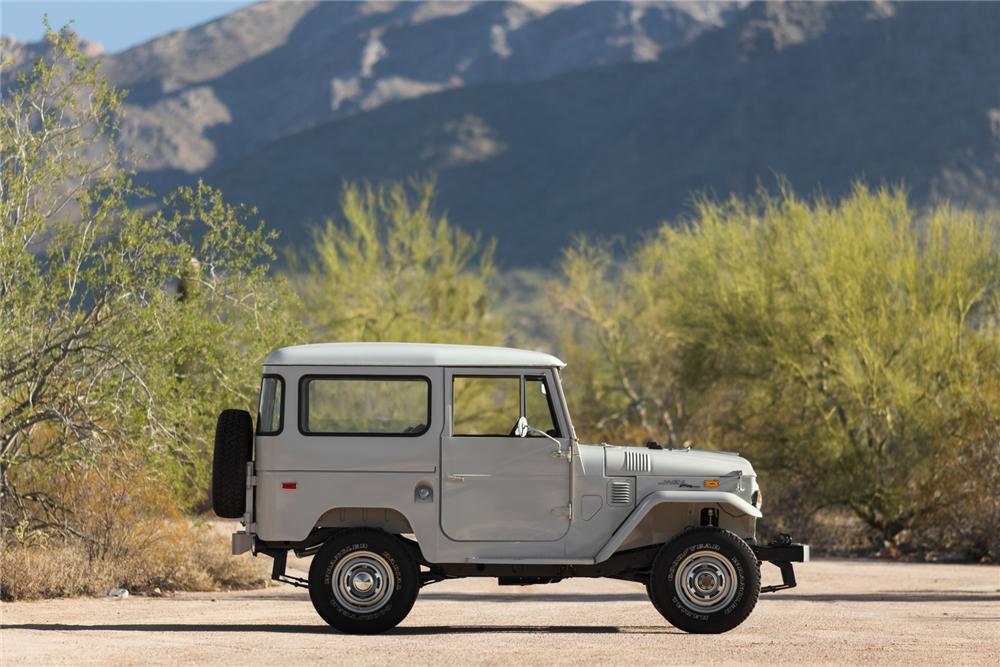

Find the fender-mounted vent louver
[[609, 480, 633, 505], [622, 450, 651, 473]]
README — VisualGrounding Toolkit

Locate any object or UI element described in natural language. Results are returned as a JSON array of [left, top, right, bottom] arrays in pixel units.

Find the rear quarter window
[[300, 376, 430, 436], [257, 375, 284, 435]]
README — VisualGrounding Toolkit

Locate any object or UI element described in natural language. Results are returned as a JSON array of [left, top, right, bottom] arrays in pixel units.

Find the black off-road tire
[[647, 527, 760, 634], [211, 408, 253, 519], [309, 529, 420, 634], [645, 577, 660, 612]]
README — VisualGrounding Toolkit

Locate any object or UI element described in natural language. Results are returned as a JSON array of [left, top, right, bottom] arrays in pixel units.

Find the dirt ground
[[2, 558, 998, 665]]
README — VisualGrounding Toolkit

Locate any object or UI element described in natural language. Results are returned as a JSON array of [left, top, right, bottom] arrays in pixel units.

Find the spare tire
[[212, 409, 253, 519]]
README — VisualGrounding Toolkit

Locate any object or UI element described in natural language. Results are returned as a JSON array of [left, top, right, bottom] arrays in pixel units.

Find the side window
[[525, 376, 561, 437], [302, 377, 429, 436], [453, 376, 520, 436], [257, 375, 284, 434]]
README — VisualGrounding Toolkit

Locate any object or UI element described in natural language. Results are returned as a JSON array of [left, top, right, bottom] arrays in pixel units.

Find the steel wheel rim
[[331, 551, 395, 614], [674, 549, 739, 613]]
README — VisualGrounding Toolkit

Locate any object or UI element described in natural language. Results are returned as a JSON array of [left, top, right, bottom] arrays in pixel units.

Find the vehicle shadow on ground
[[3, 623, 678, 635], [389, 625, 681, 635], [761, 592, 1000, 603], [419, 591, 1000, 603], [418, 592, 649, 603]]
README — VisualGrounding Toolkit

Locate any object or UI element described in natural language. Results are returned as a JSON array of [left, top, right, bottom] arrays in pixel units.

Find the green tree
[[555, 186, 1000, 551], [291, 180, 502, 344], [551, 241, 688, 446], [0, 27, 293, 543]]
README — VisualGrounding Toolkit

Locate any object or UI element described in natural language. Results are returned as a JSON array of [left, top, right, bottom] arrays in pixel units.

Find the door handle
[[447, 474, 491, 482]]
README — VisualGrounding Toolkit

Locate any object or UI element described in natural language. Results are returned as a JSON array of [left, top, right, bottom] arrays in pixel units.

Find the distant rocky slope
[[93, 1, 742, 181], [4, 1, 998, 264]]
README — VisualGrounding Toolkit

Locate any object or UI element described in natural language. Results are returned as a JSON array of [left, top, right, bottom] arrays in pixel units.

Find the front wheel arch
[[594, 492, 761, 562]]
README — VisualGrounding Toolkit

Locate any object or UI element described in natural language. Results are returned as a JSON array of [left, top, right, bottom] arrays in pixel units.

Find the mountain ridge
[[3, 1, 997, 265], [206, 1, 1000, 263]]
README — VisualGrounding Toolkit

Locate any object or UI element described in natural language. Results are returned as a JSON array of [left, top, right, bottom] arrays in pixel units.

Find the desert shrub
[[0, 521, 269, 601], [551, 241, 689, 446], [1, 452, 268, 600], [1, 25, 295, 585], [554, 186, 1000, 557]]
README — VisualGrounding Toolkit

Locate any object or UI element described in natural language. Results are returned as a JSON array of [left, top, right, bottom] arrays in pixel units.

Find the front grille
[[622, 450, 651, 473], [609, 480, 632, 505]]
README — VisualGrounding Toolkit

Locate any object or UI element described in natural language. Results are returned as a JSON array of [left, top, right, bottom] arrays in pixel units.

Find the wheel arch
[[595, 491, 761, 563], [314, 506, 414, 534]]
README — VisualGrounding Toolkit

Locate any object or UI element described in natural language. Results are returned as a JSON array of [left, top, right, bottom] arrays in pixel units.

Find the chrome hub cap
[[332, 551, 394, 614], [352, 571, 374, 593], [674, 550, 738, 613]]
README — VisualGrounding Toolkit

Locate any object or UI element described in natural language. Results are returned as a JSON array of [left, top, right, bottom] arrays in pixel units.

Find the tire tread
[[211, 408, 253, 519], [647, 526, 760, 634]]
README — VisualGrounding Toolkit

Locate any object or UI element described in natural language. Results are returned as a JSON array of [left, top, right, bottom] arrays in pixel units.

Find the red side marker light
[[281, 482, 297, 490]]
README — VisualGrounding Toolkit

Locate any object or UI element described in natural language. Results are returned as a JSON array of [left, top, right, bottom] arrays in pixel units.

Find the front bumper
[[752, 539, 809, 593]]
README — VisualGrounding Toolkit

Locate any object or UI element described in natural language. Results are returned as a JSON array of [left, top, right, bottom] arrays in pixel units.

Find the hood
[[602, 445, 755, 478]]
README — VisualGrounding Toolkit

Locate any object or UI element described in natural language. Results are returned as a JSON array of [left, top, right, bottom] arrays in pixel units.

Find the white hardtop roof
[[264, 343, 565, 368]]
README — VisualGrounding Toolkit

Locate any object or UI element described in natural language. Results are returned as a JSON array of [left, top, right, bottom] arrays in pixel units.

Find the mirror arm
[[526, 426, 570, 460]]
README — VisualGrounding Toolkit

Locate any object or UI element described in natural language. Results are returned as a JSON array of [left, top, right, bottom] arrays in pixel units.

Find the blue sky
[[2, 1, 257, 52]]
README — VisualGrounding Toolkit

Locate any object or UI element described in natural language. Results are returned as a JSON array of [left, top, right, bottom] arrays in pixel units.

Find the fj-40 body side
[[212, 343, 807, 634]]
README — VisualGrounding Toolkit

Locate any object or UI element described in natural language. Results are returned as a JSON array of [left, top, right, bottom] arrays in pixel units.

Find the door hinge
[[551, 503, 573, 518], [243, 461, 256, 533]]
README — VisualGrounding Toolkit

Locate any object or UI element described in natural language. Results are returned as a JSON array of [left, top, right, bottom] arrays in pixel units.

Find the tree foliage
[[291, 180, 502, 345], [0, 28, 294, 543], [555, 186, 1000, 552]]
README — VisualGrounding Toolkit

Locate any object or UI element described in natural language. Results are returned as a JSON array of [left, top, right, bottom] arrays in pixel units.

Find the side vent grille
[[622, 450, 651, 473], [609, 480, 633, 505]]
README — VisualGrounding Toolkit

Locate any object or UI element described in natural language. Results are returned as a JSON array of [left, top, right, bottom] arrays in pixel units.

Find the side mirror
[[514, 415, 528, 438]]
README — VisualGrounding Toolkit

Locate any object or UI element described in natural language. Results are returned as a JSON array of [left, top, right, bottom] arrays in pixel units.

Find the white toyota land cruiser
[[212, 343, 807, 634]]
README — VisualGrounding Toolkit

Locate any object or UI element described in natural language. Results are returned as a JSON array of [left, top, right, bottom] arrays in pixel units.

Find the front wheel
[[647, 527, 760, 633], [308, 529, 419, 634]]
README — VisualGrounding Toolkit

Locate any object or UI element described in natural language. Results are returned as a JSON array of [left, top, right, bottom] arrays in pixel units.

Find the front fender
[[594, 490, 762, 563]]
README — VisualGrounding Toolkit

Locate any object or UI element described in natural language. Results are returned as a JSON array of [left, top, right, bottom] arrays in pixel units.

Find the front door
[[441, 369, 571, 541]]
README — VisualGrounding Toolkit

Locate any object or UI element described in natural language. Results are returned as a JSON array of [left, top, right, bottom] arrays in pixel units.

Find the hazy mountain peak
[[56, 0, 744, 179]]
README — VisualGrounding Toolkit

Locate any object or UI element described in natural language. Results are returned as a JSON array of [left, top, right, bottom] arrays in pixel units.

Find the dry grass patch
[[0, 521, 269, 601]]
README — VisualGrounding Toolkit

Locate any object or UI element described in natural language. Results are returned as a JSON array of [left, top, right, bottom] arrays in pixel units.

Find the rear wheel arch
[[310, 507, 427, 561]]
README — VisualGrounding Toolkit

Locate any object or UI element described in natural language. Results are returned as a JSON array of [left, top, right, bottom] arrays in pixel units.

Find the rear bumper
[[232, 531, 254, 555], [752, 540, 809, 593]]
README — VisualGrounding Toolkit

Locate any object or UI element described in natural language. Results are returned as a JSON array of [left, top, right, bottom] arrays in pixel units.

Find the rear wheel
[[308, 529, 419, 634], [647, 527, 760, 633]]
